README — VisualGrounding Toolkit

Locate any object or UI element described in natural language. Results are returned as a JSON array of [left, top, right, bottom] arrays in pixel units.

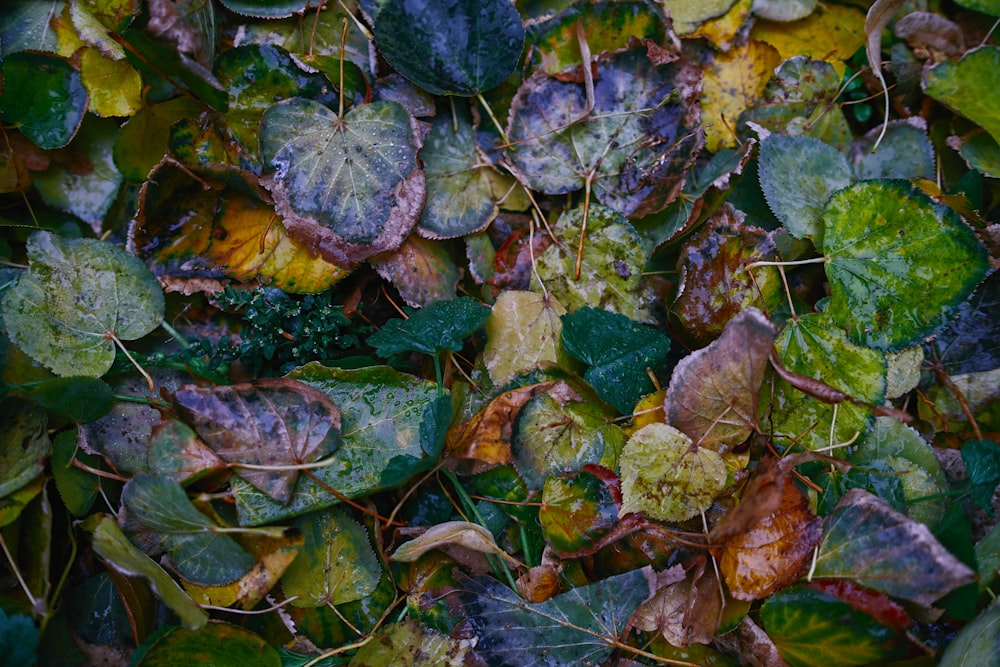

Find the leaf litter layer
[[0, 0, 998, 665]]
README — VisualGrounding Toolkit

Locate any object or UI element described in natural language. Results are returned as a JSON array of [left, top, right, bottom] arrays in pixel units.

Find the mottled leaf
[[483, 290, 573, 386], [348, 618, 471, 667], [539, 470, 620, 554], [370, 236, 462, 307], [132, 622, 279, 666], [0, 397, 50, 500], [850, 120, 935, 180], [0, 51, 87, 149], [701, 39, 782, 152]]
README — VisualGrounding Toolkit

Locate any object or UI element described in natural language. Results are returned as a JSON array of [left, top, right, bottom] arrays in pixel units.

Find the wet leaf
[[283, 506, 382, 607], [619, 423, 729, 523], [83, 514, 209, 629], [391, 520, 518, 564], [924, 46, 1000, 144], [761, 585, 900, 667], [763, 313, 885, 452], [822, 180, 990, 350], [371, 0, 524, 96], [962, 440, 1000, 515], [508, 47, 703, 217], [368, 296, 490, 357], [513, 393, 624, 487], [1, 232, 164, 379], [260, 98, 425, 266], [172, 378, 342, 504], [132, 622, 280, 666], [665, 307, 776, 451], [927, 271, 1000, 376], [757, 133, 852, 244], [670, 209, 783, 347], [561, 306, 671, 415], [370, 235, 462, 308], [0, 51, 87, 149], [531, 205, 651, 320], [122, 474, 255, 585], [539, 470, 620, 554], [812, 489, 977, 607], [483, 290, 573, 386], [348, 618, 471, 667], [0, 397, 50, 501], [449, 566, 655, 666]]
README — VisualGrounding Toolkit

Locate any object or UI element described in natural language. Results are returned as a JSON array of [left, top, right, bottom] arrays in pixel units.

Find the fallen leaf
[[483, 290, 574, 385], [634, 558, 722, 647], [391, 520, 520, 564]]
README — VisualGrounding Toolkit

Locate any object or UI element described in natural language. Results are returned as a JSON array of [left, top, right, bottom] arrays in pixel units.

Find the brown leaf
[[717, 469, 822, 601], [369, 235, 461, 307], [517, 562, 563, 603], [391, 521, 520, 565], [445, 380, 581, 466], [172, 378, 341, 504], [633, 559, 721, 647], [894, 12, 965, 62], [664, 307, 776, 451]]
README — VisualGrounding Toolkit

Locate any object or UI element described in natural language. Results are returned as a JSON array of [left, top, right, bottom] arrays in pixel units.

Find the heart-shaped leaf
[[260, 98, 425, 266], [371, 0, 524, 96], [483, 290, 574, 386], [172, 378, 341, 504], [0, 51, 87, 149], [1, 231, 165, 378]]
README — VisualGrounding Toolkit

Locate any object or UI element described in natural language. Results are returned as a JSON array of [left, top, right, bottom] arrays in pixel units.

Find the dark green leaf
[[927, 271, 1000, 375], [368, 296, 490, 357], [379, 393, 452, 488], [17, 376, 113, 424], [120, 27, 228, 111], [133, 622, 280, 666], [961, 439, 1000, 515], [0, 608, 39, 667], [51, 428, 100, 517], [0, 396, 50, 500], [924, 46, 1000, 144], [0, 51, 87, 149], [561, 306, 670, 415]]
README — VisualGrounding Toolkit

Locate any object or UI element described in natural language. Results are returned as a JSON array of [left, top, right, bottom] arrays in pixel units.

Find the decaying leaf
[[483, 290, 575, 386], [391, 520, 520, 564], [633, 559, 722, 647]]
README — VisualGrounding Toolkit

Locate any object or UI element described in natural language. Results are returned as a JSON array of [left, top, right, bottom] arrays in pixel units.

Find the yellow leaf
[[483, 290, 575, 386], [701, 39, 782, 152], [662, 0, 738, 35], [391, 521, 521, 565], [81, 49, 143, 117], [690, 0, 753, 51], [751, 3, 866, 78]]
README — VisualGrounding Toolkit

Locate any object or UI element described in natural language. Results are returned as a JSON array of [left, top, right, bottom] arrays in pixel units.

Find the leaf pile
[[1, 0, 999, 665]]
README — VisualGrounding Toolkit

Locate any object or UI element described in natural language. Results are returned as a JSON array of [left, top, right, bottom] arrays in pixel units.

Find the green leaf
[[619, 422, 729, 522], [924, 46, 1000, 144], [758, 133, 852, 244], [761, 585, 898, 667], [368, 296, 491, 357], [283, 507, 382, 607], [16, 376, 113, 424], [483, 290, 574, 386], [147, 420, 226, 486], [962, 440, 1000, 515], [812, 489, 976, 607], [113, 97, 204, 181], [217, 0, 313, 17], [953, 0, 1000, 15], [0, 397, 51, 499], [531, 205, 650, 320], [561, 306, 670, 415], [260, 98, 425, 266], [450, 567, 655, 666], [122, 474, 255, 585], [1, 231, 165, 378], [82, 514, 209, 629], [348, 618, 470, 666], [379, 393, 452, 488], [0, 608, 39, 667], [822, 180, 990, 350], [0, 51, 87, 149], [508, 47, 703, 217], [133, 622, 280, 667], [51, 428, 100, 516], [940, 601, 1000, 667], [539, 471, 620, 554], [371, 0, 524, 96], [1, 0, 63, 55], [850, 121, 935, 180], [753, 0, 816, 21]]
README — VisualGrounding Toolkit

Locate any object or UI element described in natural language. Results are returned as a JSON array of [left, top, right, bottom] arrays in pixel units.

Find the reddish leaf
[[807, 580, 914, 631]]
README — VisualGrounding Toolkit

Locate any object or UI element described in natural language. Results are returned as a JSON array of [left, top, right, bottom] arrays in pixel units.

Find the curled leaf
[[391, 520, 519, 564]]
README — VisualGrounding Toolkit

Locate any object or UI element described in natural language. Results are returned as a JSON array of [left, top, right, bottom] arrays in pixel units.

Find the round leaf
[[0, 51, 87, 149], [924, 46, 1000, 144], [822, 180, 990, 350], [371, 0, 524, 96], [261, 98, 425, 266], [1, 232, 165, 378]]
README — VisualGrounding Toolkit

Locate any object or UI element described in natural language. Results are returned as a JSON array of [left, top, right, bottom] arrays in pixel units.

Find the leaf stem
[[477, 92, 510, 146], [745, 256, 828, 269], [111, 334, 155, 392], [160, 319, 191, 350]]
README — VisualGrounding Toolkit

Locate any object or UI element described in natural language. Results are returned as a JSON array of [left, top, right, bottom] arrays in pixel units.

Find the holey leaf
[[172, 378, 341, 505], [448, 566, 655, 667], [507, 46, 704, 218], [1, 231, 165, 378], [260, 98, 426, 266], [812, 489, 976, 608], [822, 180, 990, 351], [619, 423, 729, 523], [665, 307, 776, 452]]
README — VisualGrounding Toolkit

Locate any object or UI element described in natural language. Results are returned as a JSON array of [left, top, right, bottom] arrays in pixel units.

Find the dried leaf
[[391, 521, 519, 564]]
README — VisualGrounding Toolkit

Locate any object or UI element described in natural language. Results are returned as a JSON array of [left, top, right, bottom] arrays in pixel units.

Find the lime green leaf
[[80, 49, 143, 117], [1, 231, 165, 378], [539, 470, 620, 554], [122, 474, 254, 585], [512, 393, 624, 488], [82, 514, 209, 629], [348, 618, 471, 667], [812, 489, 976, 607], [368, 296, 490, 358], [763, 313, 885, 452], [261, 98, 425, 266], [822, 180, 990, 350], [0, 51, 87, 149], [51, 428, 100, 516], [483, 290, 574, 386], [283, 507, 382, 607], [0, 397, 50, 499], [619, 423, 729, 522], [449, 567, 654, 666], [758, 133, 852, 244], [133, 622, 280, 666], [924, 46, 1000, 144], [236, 365, 439, 525], [371, 0, 524, 96], [665, 307, 775, 451], [761, 585, 898, 667], [508, 47, 703, 217], [962, 440, 1000, 515], [172, 378, 341, 504], [661, 0, 736, 34], [531, 205, 651, 320], [561, 307, 671, 415]]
